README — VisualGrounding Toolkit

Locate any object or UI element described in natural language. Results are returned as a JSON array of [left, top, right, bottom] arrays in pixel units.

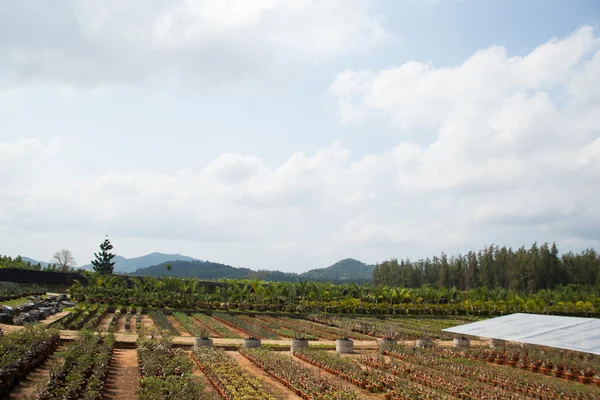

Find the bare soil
[[96, 312, 114, 331], [141, 314, 155, 329], [167, 315, 191, 336], [115, 314, 127, 333], [103, 349, 139, 400], [41, 310, 71, 326], [229, 351, 302, 400]]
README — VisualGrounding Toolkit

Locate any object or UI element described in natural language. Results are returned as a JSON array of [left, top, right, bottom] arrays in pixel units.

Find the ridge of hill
[[133, 257, 374, 284]]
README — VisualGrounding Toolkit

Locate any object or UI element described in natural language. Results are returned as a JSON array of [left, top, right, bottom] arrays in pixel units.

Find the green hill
[[133, 258, 374, 284]]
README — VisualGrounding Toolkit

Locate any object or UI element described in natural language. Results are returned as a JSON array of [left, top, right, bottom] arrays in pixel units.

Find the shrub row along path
[[10, 346, 64, 400], [228, 350, 303, 400], [167, 315, 192, 336], [103, 349, 139, 400]]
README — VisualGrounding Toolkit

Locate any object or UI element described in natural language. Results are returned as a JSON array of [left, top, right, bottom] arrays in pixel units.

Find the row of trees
[[373, 243, 600, 293], [1, 237, 116, 275], [70, 274, 600, 317]]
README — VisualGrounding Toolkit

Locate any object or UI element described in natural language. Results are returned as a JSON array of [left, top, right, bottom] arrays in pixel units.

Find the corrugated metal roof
[[443, 313, 600, 355]]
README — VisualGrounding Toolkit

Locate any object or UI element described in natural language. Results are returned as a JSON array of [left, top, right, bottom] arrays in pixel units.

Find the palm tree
[[296, 279, 309, 312]]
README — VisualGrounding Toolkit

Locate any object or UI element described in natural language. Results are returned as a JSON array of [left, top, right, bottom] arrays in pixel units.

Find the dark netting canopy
[[443, 313, 600, 355]]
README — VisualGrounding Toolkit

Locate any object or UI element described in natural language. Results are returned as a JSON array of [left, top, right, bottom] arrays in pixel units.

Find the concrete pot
[[243, 338, 261, 348], [336, 338, 354, 354], [194, 338, 213, 348], [291, 338, 309, 352], [378, 338, 397, 348], [415, 338, 434, 349], [453, 337, 470, 350]]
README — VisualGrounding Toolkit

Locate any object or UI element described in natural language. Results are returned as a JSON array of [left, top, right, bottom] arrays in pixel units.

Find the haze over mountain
[[134, 258, 374, 284], [21, 257, 49, 268], [80, 253, 200, 274]]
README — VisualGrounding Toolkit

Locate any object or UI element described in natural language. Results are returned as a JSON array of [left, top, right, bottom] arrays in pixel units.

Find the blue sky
[[1, 0, 599, 271]]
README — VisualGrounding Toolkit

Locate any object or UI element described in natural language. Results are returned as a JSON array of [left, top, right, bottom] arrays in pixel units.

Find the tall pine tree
[[91, 237, 116, 275]]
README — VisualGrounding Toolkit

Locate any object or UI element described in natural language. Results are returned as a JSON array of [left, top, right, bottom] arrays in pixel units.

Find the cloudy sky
[[1, 0, 599, 272]]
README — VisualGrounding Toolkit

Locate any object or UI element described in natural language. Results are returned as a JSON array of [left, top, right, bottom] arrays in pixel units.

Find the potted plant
[[243, 324, 262, 349], [378, 323, 399, 349], [415, 327, 433, 349], [593, 372, 600, 387], [335, 318, 354, 354], [194, 325, 213, 348], [453, 335, 470, 351], [291, 328, 309, 353]]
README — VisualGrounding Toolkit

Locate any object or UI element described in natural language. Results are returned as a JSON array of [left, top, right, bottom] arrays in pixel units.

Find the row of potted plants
[[61, 303, 101, 330], [0, 282, 46, 301], [137, 328, 202, 399], [83, 305, 109, 330], [236, 314, 300, 339], [135, 307, 143, 331], [38, 330, 114, 400], [0, 325, 59, 398], [382, 343, 600, 399], [107, 307, 122, 333], [213, 313, 280, 339], [276, 317, 339, 340], [148, 310, 179, 335], [173, 312, 208, 337], [192, 346, 278, 399], [293, 348, 386, 393], [464, 345, 600, 385], [255, 315, 318, 340], [124, 306, 134, 332], [361, 353, 521, 400], [239, 347, 361, 399], [283, 316, 375, 341], [318, 314, 478, 340], [192, 313, 241, 339]]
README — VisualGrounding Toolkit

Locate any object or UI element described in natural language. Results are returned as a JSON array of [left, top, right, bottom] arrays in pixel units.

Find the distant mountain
[[134, 258, 374, 284], [81, 252, 199, 273], [21, 257, 49, 268], [300, 258, 374, 284]]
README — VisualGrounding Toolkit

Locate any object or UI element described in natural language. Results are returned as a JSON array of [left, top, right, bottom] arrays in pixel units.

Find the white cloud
[[2, 27, 600, 271], [0, 0, 391, 90], [326, 26, 600, 246]]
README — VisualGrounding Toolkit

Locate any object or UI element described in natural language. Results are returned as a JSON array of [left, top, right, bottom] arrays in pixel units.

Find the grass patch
[[0, 297, 32, 307]]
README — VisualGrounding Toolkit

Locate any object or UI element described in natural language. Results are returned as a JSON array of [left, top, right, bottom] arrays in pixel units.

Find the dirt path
[[292, 352, 382, 399], [210, 317, 248, 338], [229, 351, 302, 400], [10, 347, 63, 400], [129, 314, 137, 334], [185, 352, 221, 398], [141, 315, 155, 329], [167, 315, 191, 336], [96, 313, 114, 331], [41, 311, 71, 326], [103, 349, 139, 400], [115, 314, 127, 333]]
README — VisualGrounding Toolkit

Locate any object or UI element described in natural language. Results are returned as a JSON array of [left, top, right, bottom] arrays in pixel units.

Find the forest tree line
[[373, 242, 600, 293]]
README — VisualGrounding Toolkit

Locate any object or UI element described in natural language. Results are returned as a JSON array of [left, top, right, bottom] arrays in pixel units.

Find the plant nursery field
[[2, 315, 600, 400]]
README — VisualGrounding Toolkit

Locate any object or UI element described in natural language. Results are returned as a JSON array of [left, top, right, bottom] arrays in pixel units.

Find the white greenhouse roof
[[443, 313, 600, 355]]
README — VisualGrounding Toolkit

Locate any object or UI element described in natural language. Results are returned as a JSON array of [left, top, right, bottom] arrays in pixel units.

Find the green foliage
[[373, 242, 600, 293], [133, 258, 373, 284], [0, 254, 42, 270], [91, 238, 116, 275]]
